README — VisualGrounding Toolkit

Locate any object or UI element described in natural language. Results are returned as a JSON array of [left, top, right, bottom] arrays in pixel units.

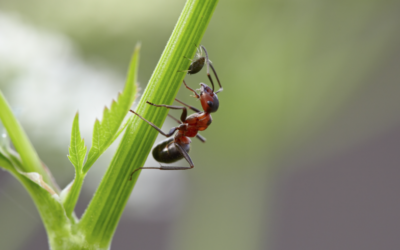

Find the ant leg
[[146, 101, 187, 122], [173, 143, 195, 169], [130, 166, 162, 180], [199, 45, 215, 91], [129, 110, 178, 137], [195, 134, 206, 143], [199, 46, 222, 93], [209, 63, 223, 94], [174, 98, 201, 112], [167, 114, 206, 143], [129, 164, 194, 180], [182, 80, 200, 99], [167, 113, 181, 123], [129, 143, 194, 181]]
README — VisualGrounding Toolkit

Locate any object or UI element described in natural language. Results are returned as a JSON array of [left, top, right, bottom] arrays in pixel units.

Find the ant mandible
[[128, 46, 222, 180]]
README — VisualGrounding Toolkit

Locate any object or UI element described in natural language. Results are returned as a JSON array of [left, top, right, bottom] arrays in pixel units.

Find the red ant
[[129, 46, 222, 180]]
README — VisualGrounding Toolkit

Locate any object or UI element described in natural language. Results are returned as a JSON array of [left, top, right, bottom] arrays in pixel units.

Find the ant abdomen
[[152, 137, 191, 164]]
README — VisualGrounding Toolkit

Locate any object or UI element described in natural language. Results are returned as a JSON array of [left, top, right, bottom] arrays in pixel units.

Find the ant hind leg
[[129, 145, 195, 181]]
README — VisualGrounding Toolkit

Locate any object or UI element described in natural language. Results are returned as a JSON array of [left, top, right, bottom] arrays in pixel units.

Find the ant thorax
[[185, 112, 212, 133]]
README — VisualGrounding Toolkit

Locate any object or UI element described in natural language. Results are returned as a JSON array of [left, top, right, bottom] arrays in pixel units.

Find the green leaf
[[62, 112, 87, 218], [77, 0, 219, 248], [67, 112, 87, 171], [83, 45, 140, 173]]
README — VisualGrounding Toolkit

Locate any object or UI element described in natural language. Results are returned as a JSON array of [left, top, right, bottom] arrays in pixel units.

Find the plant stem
[[0, 91, 59, 191], [76, 0, 219, 248]]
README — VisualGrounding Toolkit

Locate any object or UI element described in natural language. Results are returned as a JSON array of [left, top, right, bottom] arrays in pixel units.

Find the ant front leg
[[146, 101, 188, 123]]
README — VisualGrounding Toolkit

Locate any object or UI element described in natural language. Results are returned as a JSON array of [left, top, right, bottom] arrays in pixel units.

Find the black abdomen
[[152, 138, 191, 164]]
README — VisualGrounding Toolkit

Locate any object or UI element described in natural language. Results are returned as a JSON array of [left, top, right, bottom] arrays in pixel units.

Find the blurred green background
[[0, 0, 400, 249]]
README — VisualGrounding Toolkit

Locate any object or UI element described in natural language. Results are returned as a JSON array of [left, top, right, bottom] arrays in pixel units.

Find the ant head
[[199, 83, 219, 113]]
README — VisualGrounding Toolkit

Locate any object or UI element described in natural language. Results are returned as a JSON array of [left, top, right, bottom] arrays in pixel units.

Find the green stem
[[77, 0, 218, 248], [62, 173, 85, 222]]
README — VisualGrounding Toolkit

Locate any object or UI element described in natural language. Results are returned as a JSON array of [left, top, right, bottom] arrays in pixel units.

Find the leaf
[[83, 44, 140, 173], [67, 112, 87, 171], [4, 148, 59, 197], [62, 112, 87, 217], [19, 171, 58, 196]]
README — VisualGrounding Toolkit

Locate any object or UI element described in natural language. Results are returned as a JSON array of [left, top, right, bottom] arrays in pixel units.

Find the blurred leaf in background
[[0, 0, 399, 249]]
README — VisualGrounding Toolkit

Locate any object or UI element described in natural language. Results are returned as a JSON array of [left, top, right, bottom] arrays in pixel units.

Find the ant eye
[[207, 101, 213, 107]]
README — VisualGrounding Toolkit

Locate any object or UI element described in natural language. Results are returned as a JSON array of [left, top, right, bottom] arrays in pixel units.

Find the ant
[[128, 46, 222, 180]]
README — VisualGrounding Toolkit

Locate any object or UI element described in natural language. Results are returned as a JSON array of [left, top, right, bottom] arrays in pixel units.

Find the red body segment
[[174, 132, 192, 145], [184, 112, 212, 137]]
